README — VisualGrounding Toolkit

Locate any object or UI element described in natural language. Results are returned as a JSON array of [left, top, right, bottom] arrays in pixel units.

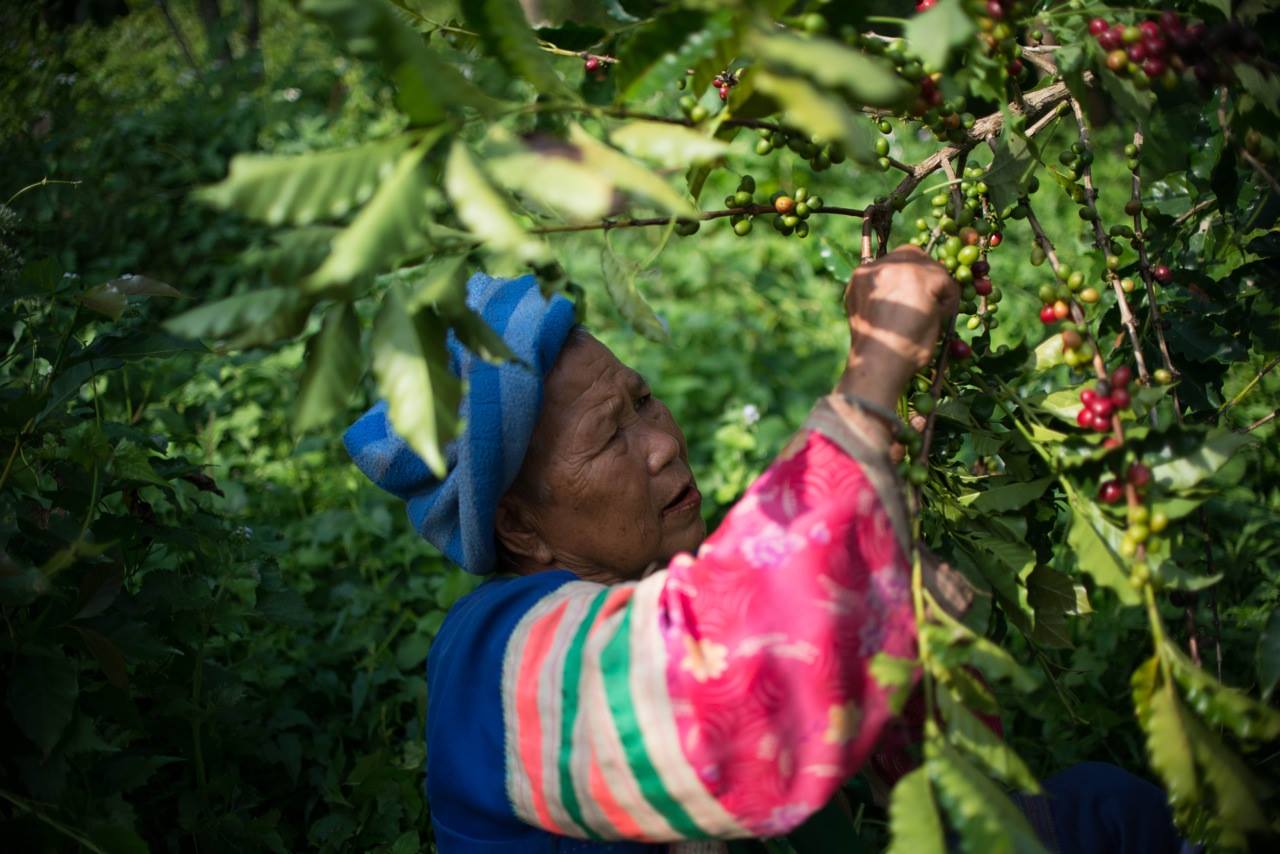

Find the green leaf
[[1163, 640, 1280, 743], [6, 650, 78, 756], [445, 142, 550, 264], [938, 685, 1039, 793], [1066, 494, 1140, 605], [79, 282, 128, 320], [752, 71, 877, 165], [164, 287, 314, 350], [616, 11, 734, 103], [1132, 657, 1199, 811], [927, 740, 1047, 854], [887, 768, 945, 854], [294, 302, 363, 433], [488, 152, 614, 223], [1026, 565, 1089, 649], [985, 127, 1039, 212], [870, 652, 917, 714], [961, 476, 1053, 514], [372, 287, 460, 477], [1151, 430, 1252, 491], [1233, 62, 1280, 116], [601, 245, 668, 343], [463, 0, 571, 98], [195, 136, 414, 226], [303, 0, 497, 125], [751, 31, 911, 109], [568, 124, 697, 217], [309, 140, 445, 290], [1037, 389, 1083, 426], [449, 304, 518, 365], [1258, 609, 1280, 701], [610, 121, 729, 168], [1032, 325, 1064, 371], [110, 441, 167, 487], [905, 0, 977, 71]]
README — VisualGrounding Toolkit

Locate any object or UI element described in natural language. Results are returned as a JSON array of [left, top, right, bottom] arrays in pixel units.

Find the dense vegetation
[[1, 0, 1278, 851]]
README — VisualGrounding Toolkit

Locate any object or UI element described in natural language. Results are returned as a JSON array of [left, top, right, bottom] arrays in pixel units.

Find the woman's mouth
[[662, 482, 702, 516]]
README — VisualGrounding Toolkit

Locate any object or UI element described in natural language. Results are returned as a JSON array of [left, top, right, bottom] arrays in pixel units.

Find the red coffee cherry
[[1089, 18, 1110, 37], [1099, 480, 1124, 503], [1127, 462, 1152, 487], [1153, 264, 1173, 283], [1111, 365, 1133, 387]]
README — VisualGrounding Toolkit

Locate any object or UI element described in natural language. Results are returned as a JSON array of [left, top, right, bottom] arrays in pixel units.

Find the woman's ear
[[494, 495, 553, 570]]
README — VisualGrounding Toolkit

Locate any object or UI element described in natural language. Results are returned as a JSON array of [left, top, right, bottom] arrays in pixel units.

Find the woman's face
[[496, 333, 705, 582]]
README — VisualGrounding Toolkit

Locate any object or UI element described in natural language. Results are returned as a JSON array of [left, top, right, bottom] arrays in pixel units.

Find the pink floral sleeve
[[501, 413, 917, 841]]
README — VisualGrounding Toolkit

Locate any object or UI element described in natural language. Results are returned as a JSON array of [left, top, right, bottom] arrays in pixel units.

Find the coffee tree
[[126, 0, 1280, 849]]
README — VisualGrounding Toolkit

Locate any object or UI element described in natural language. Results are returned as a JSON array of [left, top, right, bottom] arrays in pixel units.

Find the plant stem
[[528, 203, 865, 235], [1219, 356, 1280, 415]]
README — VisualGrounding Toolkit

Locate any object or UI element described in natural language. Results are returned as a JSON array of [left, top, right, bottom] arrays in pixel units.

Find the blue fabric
[[344, 273, 577, 575], [426, 569, 662, 853]]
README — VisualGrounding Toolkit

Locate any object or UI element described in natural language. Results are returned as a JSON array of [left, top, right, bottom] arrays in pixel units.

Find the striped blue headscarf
[[343, 273, 577, 575]]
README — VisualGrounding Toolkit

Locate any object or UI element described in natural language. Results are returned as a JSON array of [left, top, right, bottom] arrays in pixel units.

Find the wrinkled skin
[[496, 246, 957, 584], [495, 333, 705, 583]]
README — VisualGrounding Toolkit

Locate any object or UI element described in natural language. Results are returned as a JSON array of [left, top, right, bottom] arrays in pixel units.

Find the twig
[[1242, 409, 1277, 433], [1172, 197, 1215, 228], [1128, 131, 1180, 411], [155, 0, 204, 79], [1220, 356, 1280, 415], [528, 203, 865, 235], [1068, 96, 1150, 384], [5, 178, 82, 206]]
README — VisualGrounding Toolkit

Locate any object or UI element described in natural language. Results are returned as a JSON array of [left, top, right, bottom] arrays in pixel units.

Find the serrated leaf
[[309, 140, 445, 290], [751, 31, 911, 109], [938, 685, 1039, 793], [164, 287, 314, 349], [488, 152, 613, 223], [611, 121, 729, 168], [601, 246, 668, 343], [568, 124, 696, 217], [753, 71, 876, 164], [303, 0, 498, 125], [1163, 639, 1280, 743], [195, 136, 413, 226], [294, 302, 363, 433], [905, 0, 977, 71], [1151, 430, 1252, 491], [887, 768, 945, 854], [1066, 494, 1140, 605], [445, 142, 549, 265], [1133, 657, 1199, 810], [927, 741, 1047, 854], [464, 0, 571, 98], [372, 288, 460, 477], [1184, 701, 1270, 837], [960, 476, 1053, 513]]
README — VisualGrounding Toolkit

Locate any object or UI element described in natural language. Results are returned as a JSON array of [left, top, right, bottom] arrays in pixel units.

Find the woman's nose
[[645, 425, 681, 476]]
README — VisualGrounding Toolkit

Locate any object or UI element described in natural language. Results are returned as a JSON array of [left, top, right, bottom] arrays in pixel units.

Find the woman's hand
[[838, 246, 958, 418]]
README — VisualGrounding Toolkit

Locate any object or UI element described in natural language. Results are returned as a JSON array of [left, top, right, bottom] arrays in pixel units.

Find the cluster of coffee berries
[[677, 94, 709, 123], [1087, 11, 1243, 90], [712, 69, 740, 102], [1076, 365, 1133, 434], [724, 175, 757, 236], [768, 186, 822, 238], [971, 0, 1025, 81], [753, 126, 844, 171], [1036, 262, 1100, 322]]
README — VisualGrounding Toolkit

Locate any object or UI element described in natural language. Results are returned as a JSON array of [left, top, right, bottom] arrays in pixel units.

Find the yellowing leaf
[[610, 121, 729, 168], [569, 124, 697, 218], [488, 153, 614, 222], [445, 142, 549, 265], [887, 768, 945, 854]]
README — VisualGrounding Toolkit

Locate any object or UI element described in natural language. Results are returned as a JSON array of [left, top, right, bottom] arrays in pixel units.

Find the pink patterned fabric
[[658, 429, 917, 836]]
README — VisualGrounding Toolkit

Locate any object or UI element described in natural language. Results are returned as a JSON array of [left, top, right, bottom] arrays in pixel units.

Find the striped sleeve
[[501, 421, 917, 841]]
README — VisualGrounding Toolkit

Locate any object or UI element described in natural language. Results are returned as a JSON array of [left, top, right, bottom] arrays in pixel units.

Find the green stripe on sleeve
[[557, 588, 609, 838]]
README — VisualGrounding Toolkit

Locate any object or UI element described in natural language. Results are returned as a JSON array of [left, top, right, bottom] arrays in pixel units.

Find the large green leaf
[[164, 287, 314, 350], [1026, 565, 1089, 649], [960, 476, 1053, 514], [752, 71, 877, 165], [195, 136, 414, 226], [488, 151, 614, 223], [294, 302, 363, 433], [1066, 494, 1140, 605], [601, 245, 669, 343], [750, 31, 912, 109], [938, 685, 1040, 793], [1151, 430, 1252, 491], [927, 741, 1047, 854], [905, 0, 977, 71], [372, 287, 460, 477], [303, 0, 497, 125], [887, 768, 945, 854], [870, 652, 916, 714], [463, 0, 571, 98], [6, 650, 78, 756], [568, 124, 697, 217], [444, 142, 549, 265], [309, 141, 444, 291], [1132, 657, 1199, 812], [1186, 710, 1271, 842], [610, 121, 729, 169], [615, 10, 734, 103]]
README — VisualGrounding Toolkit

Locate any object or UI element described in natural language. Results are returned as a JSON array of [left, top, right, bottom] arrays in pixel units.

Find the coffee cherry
[[1053, 299, 1071, 320], [1080, 287, 1101, 304], [585, 56, 601, 72], [1127, 462, 1152, 487], [973, 277, 993, 297], [689, 105, 709, 122], [908, 464, 930, 485], [1089, 397, 1115, 418], [949, 339, 972, 360], [912, 392, 937, 415], [971, 259, 990, 277], [1129, 505, 1149, 524], [1128, 522, 1150, 544], [1076, 407, 1093, 428], [1120, 277, 1136, 292], [773, 195, 795, 214], [1153, 264, 1173, 283], [1110, 388, 1131, 409], [1122, 24, 1142, 44], [1039, 305, 1057, 324], [1092, 413, 1113, 433], [1099, 26, 1124, 51], [675, 219, 700, 236], [957, 245, 980, 266], [794, 220, 809, 238], [1149, 511, 1169, 533], [1111, 365, 1132, 387], [1154, 368, 1173, 385], [1099, 480, 1124, 503], [733, 218, 753, 236], [1160, 10, 1183, 34], [989, 232, 1002, 247], [1089, 18, 1109, 37], [1106, 49, 1129, 72]]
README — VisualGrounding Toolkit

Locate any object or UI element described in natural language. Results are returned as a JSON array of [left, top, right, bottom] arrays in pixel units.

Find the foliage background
[[1, 0, 1278, 851]]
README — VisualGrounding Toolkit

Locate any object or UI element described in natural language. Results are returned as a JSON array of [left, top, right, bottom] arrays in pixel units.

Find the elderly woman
[[345, 249, 1182, 852]]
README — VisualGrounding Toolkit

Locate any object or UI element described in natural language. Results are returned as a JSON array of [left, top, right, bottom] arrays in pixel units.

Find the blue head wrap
[[343, 273, 577, 575]]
